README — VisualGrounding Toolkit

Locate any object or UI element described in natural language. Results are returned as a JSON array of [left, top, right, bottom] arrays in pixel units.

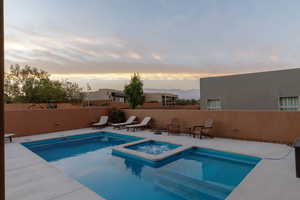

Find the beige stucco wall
[[5, 108, 299, 144], [124, 109, 300, 144], [5, 107, 107, 136]]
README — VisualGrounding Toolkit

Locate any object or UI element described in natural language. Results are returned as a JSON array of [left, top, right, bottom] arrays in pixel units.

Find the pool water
[[23, 132, 260, 200], [126, 141, 181, 155]]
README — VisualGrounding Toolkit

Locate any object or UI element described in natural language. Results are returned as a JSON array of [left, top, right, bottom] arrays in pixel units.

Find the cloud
[[51, 72, 228, 81], [71, 36, 125, 48], [124, 51, 142, 59], [5, 26, 297, 84], [269, 55, 279, 62], [5, 26, 145, 65], [5, 39, 47, 52], [151, 53, 162, 61]]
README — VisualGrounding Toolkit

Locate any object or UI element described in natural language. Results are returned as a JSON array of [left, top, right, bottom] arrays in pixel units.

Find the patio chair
[[166, 118, 181, 135], [191, 120, 214, 139], [5, 133, 15, 143], [91, 116, 109, 128], [112, 116, 137, 129], [126, 116, 152, 132]]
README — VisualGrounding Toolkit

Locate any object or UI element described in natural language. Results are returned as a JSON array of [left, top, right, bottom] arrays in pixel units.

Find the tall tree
[[4, 64, 83, 103], [62, 81, 83, 103], [124, 73, 145, 109]]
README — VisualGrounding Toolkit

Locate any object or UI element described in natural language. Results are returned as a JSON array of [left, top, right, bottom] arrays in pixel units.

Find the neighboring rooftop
[[144, 92, 178, 106], [144, 89, 200, 99], [201, 68, 300, 80], [83, 89, 125, 102]]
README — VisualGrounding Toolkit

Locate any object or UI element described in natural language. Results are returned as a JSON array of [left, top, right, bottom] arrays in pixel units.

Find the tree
[[33, 79, 66, 103], [124, 73, 145, 109], [4, 64, 83, 103], [5, 64, 51, 103], [62, 81, 83, 103]]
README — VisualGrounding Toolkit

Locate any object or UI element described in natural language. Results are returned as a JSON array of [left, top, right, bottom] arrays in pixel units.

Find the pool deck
[[5, 127, 300, 200]]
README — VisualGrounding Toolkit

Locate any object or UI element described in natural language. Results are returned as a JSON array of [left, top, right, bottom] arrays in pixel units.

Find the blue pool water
[[23, 132, 261, 200], [126, 141, 181, 155]]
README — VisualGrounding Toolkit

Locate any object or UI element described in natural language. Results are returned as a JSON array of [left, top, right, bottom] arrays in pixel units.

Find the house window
[[207, 99, 221, 110], [279, 96, 299, 111]]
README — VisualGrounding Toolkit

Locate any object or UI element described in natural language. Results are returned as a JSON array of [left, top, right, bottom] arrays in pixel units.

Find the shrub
[[108, 108, 126, 123]]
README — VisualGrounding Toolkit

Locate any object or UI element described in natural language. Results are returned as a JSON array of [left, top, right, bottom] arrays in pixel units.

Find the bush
[[176, 99, 200, 105], [108, 108, 126, 123], [148, 101, 159, 103]]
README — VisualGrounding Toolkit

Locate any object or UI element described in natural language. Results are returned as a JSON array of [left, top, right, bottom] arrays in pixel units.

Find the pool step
[[155, 170, 232, 200], [191, 151, 258, 166], [156, 178, 221, 200]]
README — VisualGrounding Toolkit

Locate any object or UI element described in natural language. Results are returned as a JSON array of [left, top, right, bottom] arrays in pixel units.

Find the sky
[[4, 0, 300, 90]]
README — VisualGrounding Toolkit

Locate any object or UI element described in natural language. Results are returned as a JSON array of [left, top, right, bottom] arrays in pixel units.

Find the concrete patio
[[5, 127, 300, 200]]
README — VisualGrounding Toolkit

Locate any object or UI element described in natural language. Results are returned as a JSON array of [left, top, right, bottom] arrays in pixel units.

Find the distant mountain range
[[144, 88, 200, 100]]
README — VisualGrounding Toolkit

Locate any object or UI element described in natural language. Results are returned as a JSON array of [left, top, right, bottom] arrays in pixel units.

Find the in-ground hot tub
[[112, 139, 193, 167], [125, 140, 181, 155]]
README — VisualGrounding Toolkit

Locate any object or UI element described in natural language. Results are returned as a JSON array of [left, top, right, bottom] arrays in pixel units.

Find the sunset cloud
[[151, 53, 162, 61], [269, 55, 279, 62], [5, 0, 300, 90], [125, 51, 142, 59], [51, 72, 229, 81]]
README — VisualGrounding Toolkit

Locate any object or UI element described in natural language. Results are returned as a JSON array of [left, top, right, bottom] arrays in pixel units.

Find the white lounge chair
[[112, 116, 137, 129], [5, 133, 15, 143], [92, 116, 108, 128], [126, 117, 152, 132]]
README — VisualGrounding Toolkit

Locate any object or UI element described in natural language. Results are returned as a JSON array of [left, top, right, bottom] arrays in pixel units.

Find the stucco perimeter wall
[[5, 108, 108, 137], [124, 109, 300, 143]]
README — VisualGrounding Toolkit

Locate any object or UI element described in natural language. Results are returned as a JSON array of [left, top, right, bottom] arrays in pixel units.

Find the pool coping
[[6, 127, 300, 200], [112, 138, 194, 162], [6, 129, 267, 200], [5, 143, 106, 200]]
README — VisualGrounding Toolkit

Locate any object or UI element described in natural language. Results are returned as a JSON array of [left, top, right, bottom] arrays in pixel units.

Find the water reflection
[[29, 136, 129, 162], [124, 159, 144, 178]]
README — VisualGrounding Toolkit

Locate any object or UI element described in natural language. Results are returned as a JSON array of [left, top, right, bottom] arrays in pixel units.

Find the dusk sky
[[4, 0, 300, 90]]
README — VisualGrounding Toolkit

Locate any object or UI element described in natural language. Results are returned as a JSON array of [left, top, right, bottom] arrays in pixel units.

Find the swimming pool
[[23, 132, 261, 200]]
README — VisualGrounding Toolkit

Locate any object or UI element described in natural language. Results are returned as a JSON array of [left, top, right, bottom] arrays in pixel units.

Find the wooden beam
[[0, 0, 4, 199]]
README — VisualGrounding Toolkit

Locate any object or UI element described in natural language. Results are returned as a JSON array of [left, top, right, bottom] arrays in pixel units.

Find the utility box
[[294, 138, 300, 178]]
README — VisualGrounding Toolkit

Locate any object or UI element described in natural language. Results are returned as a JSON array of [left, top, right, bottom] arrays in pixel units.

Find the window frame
[[278, 96, 300, 111], [207, 98, 222, 110]]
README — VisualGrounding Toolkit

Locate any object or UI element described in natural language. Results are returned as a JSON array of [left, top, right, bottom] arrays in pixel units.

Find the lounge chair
[[126, 117, 152, 132], [91, 116, 108, 128], [112, 116, 137, 129], [5, 133, 15, 143], [191, 120, 214, 139]]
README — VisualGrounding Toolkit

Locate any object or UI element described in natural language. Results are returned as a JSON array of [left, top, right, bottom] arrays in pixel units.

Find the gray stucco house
[[200, 68, 300, 110]]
